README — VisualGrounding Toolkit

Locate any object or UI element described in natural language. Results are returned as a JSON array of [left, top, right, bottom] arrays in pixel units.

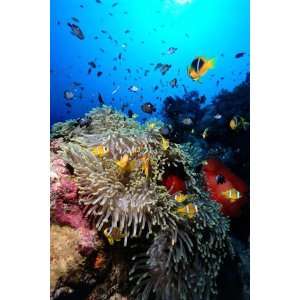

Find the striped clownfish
[[187, 56, 215, 81]]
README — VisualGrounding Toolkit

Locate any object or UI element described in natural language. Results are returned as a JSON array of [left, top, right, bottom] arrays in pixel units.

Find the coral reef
[[50, 225, 85, 290], [51, 106, 233, 300]]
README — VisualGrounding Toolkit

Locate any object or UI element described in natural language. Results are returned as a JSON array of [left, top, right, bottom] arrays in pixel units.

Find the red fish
[[202, 159, 248, 217], [162, 175, 186, 195]]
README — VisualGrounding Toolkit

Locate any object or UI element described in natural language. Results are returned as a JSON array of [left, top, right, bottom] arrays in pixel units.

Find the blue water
[[50, 0, 249, 125]]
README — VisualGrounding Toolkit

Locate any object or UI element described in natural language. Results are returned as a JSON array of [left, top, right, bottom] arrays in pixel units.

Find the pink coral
[[51, 154, 99, 256]]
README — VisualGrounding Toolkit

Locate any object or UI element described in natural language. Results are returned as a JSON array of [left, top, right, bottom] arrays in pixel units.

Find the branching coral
[[51, 119, 78, 139]]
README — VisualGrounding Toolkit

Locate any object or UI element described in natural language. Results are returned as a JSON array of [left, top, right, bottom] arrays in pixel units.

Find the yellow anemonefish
[[229, 116, 249, 131], [91, 145, 109, 158], [188, 56, 215, 81], [141, 155, 150, 178], [147, 122, 156, 129], [103, 228, 126, 245], [116, 154, 136, 172], [161, 137, 170, 151], [177, 203, 198, 219], [221, 188, 242, 203], [175, 193, 192, 203]]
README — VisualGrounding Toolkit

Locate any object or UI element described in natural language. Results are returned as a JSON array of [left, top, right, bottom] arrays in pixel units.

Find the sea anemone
[[129, 197, 232, 300], [52, 106, 233, 299], [62, 143, 178, 245]]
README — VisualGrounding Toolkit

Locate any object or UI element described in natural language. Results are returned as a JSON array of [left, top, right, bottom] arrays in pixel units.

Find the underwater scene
[[50, 0, 250, 299]]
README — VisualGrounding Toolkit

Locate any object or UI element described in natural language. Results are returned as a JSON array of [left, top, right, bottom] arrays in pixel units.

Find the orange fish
[[177, 203, 198, 219], [188, 56, 215, 81], [94, 254, 105, 269], [141, 155, 150, 178]]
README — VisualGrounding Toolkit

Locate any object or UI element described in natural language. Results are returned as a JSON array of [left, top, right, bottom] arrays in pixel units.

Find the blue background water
[[50, 0, 249, 125]]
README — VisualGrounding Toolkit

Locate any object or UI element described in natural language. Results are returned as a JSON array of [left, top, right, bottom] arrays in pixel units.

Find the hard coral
[[50, 224, 85, 290]]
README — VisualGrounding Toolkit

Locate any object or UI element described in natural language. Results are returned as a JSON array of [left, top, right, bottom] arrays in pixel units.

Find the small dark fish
[[89, 61, 96, 68], [169, 78, 178, 88], [112, 2, 118, 7], [167, 47, 177, 55], [141, 102, 156, 114], [71, 17, 79, 23], [77, 117, 92, 128], [101, 30, 107, 34], [73, 81, 81, 86], [64, 90, 74, 100], [216, 80, 220, 86], [98, 93, 104, 105], [97, 71, 103, 77], [94, 36, 99, 40], [185, 33, 190, 38], [67, 23, 84, 40], [57, 21, 61, 25], [128, 109, 134, 118], [126, 68, 131, 73], [235, 52, 245, 59], [160, 64, 171, 75], [220, 77, 224, 80], [108, 12, 113, 16], [216, 174, 226, 184], [99, 48, 105, 53], [96, 0, 102, 3], [153, 85, 159, 91], [144, 70, 149, 76], [80, 4, 84, 8], [65, 102, 72, 108], [124, 29, 130, 34], [118, 53, 122, 60], [88, 68, 92, 75], [113, 66, 117, 71]]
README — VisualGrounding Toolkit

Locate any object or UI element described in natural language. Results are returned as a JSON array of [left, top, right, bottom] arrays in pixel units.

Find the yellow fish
[[188, 56, 215, 81], [147, 123, 156, 129], [221, 188, 242, 203], [175, 193, 191, 203], [229, 116, 249, 131], [91, 145, 109, 158], [141, 155, 150, 178], [116, 154, 136, 172], [161, 137, 169, 151], [103, 227, 126, 245], [177, 203, 198, 219]]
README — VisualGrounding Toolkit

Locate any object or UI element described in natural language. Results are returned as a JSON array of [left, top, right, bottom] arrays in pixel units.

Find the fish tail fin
[[207, 58, 216, 69]]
